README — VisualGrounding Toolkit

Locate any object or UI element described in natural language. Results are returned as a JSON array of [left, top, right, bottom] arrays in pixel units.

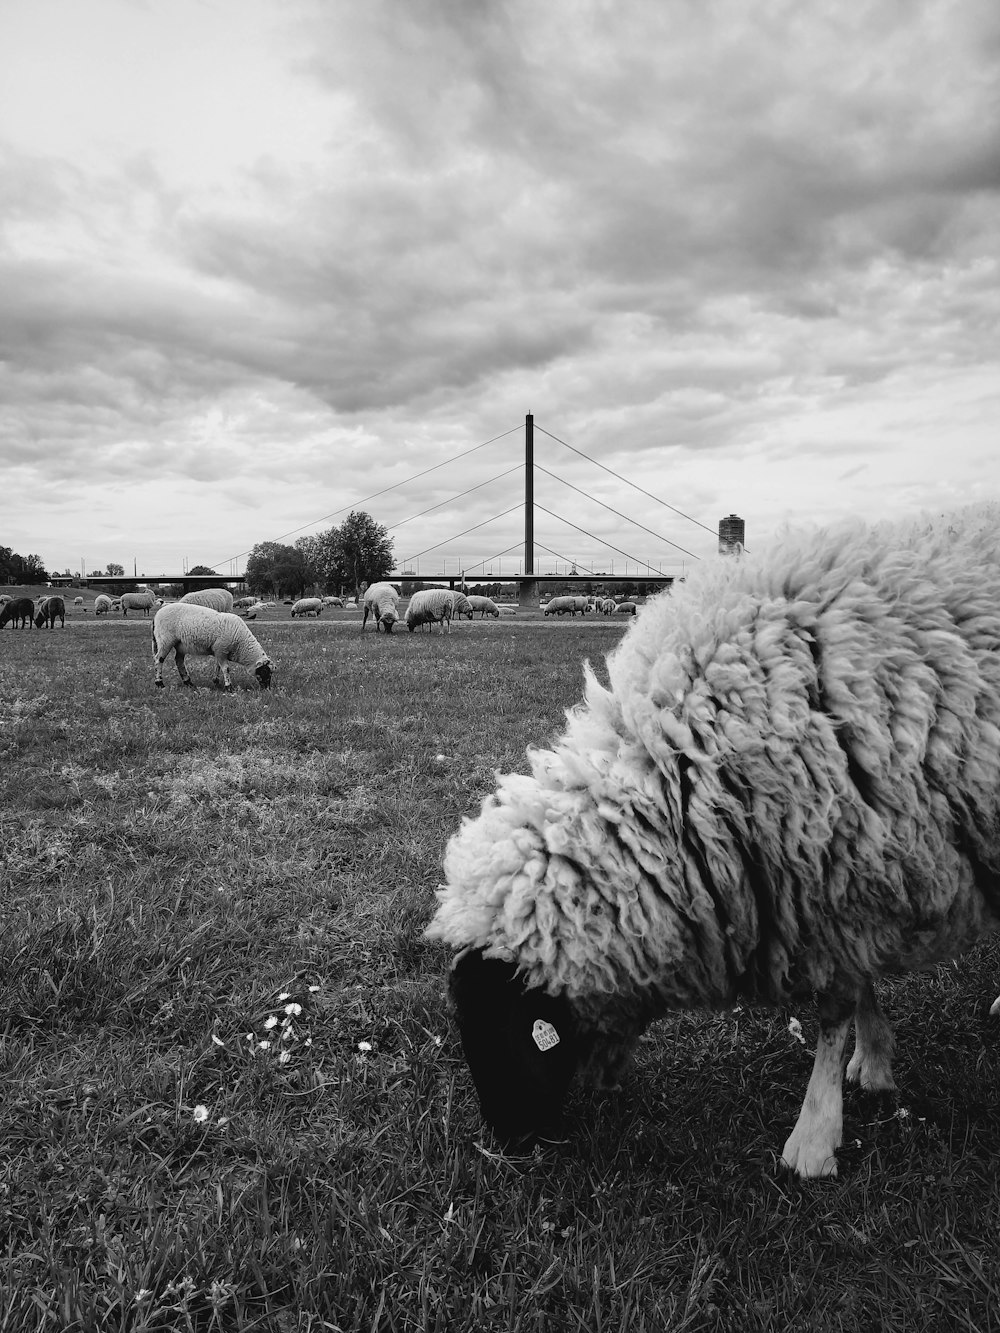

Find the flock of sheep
[[5, 504, 1000, 1183], [3, 580, 610, 692]]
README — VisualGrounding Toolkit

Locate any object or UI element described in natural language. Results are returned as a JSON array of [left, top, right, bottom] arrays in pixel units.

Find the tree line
[[245, 512, 395, 600], [1, 546, 49, 584]]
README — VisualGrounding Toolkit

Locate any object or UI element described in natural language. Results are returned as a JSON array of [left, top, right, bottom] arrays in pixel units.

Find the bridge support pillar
[[518, 579, 539, 611]]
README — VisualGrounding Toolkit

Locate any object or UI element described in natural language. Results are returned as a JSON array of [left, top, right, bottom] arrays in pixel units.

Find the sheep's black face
[[449, 949, 581, 1149], [255, 661, 273, 689]]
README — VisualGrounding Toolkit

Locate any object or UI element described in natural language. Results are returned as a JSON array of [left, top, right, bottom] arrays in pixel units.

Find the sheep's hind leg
[[174, 648, 195, 688], [781, 991, 854, 1178], [846, 979, 895, 1091]]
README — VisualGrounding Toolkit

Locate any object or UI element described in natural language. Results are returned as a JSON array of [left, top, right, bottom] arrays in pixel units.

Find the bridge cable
[[210, 422, 523, 568], [535, 464, 701, 560], [535, 424, 736, 546], [534, 503, 679, 576], [403, 504, 523, 565], [387, 465, 523, 531]]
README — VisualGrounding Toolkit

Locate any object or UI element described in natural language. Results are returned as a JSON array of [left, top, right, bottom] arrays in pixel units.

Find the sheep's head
[[381, 608, 398, 632], [254, 658, 273, 689], [448, 948, 582, 1150]]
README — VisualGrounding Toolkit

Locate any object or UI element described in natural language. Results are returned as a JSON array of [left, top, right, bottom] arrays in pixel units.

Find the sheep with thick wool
[[362, 582, 401, 633], [426, 505, 1000, 1178], [152, 603, 272, 691], [466, 595, 501, 619], [180, 588, 234, 614], [405, 589, 472, 633], [121, 590, 159, 617], [94, 594, 113, 616]]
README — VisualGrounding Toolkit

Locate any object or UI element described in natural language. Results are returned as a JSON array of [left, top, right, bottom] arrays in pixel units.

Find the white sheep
[[466, 595, 501, 619], [290, 597, 323, 618], [543, 595, 588, 616], [152, 603, 272, 691], [120, 590, 159, 617], [362, 582, 401, 633], [73, 596, 84, 607], [405, 589, 472, 634], [615, 600, 637, 615], [425, 504, 1000, 1179], [94, 595, 113, 616], [322, 596, 345, 607], [180, 588, 235, 614]]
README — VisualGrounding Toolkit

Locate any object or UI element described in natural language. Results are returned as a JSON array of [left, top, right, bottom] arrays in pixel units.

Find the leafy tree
[[0, 547, 49, 584], [245, 542, 307, 599], [106, 562, 124, 576], [330, 511, 394, 597], [188, 565, 217, 576]]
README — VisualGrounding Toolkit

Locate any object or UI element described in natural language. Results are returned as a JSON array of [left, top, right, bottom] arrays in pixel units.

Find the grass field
[[1, 605, 998, 1332]]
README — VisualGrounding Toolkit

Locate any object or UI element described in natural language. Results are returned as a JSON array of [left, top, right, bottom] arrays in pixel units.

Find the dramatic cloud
[[1, 0, 997, 576]]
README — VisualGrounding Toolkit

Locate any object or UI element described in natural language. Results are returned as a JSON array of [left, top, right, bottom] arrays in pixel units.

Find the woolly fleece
[[427, 505, 1000, 1033]]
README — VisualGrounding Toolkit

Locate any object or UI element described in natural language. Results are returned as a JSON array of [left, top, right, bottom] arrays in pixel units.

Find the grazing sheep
[[405, 589, 471, 634], [152, 604, 272, 691], [0, 597, 34, 629], [466, 595, 501, 619], [322, 596, 345, 608], [34, 595, 66, 629], [544, 595, 588, 616], [596, 597, 616, 615], [425, 505, 1000, 1179], [180, 588, 234, 614], [233, 596, 256, 610], [120, 590, 159, 618], [73, 596, 84, 607], [615, 600, 637, 615], [290, 597, 323, 618], [94, 595, 113, 616], [362, 582, 401, 633]]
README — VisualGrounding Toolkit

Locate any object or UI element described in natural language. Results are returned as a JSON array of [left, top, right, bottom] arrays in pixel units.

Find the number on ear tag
[[532, 1019, 560, 1052]]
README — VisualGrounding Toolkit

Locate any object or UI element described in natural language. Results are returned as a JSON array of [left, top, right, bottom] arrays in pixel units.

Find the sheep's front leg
[[213, 655, 233, 690], [782, 992, 854, 1178], [174, 647, 195, 688], [846, 979, 895, 1090]]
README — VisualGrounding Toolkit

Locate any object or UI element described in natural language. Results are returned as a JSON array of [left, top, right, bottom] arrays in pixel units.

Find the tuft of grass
[[1, 616, 998, 1332]]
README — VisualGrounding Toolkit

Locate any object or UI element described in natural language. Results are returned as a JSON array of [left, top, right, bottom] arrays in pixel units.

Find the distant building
[[718, 513, 745, 555]]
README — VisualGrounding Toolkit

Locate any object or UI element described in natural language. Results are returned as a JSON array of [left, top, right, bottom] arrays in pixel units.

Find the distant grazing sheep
[[34, 595, 66, 629], [405, 589, 471, 634], [615, 600, 637, 615], [465, 596, 501, 619], [121, 590, 159, 618], [544, 596, 589, 616], [290, 597, 323, 618], [0, 597, 34, 629], [322, 596, 345, 608], [362, 582, 401, 633], [153, 604, 272, 691], [73, 596, 84, 607], [427, 503, 1000, 1179], [180, 588, 234, 614]]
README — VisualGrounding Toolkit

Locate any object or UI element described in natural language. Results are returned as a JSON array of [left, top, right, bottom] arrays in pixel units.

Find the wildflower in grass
[[284, 1002, 302, 1016], [258, 1040, 271, 1050], [264, 1015, 279, 1030], [358, 1041, 372, 1052], [278, 991, 292, 1001], [134, 1290, 152, 1305], [787, 1017, 805, 1044], [192, 1105, 209, 1123], [279, 1050, 292, 1064]]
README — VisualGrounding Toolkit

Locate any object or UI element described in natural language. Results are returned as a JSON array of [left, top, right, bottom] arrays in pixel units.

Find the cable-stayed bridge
[[52, 417, 732, 601]]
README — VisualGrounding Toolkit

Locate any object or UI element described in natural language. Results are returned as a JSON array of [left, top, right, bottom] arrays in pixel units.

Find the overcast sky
[[2, 0, 997, 580]]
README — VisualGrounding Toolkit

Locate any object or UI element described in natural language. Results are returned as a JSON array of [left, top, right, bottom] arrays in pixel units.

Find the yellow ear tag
[[532, 1019, 560, 1052]]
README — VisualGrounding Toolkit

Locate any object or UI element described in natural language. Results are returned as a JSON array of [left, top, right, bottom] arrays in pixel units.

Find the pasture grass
[[0, 611, 998, 1332]]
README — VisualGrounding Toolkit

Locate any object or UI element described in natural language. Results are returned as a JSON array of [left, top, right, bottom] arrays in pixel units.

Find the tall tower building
[[718, 513, 745, 554]]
